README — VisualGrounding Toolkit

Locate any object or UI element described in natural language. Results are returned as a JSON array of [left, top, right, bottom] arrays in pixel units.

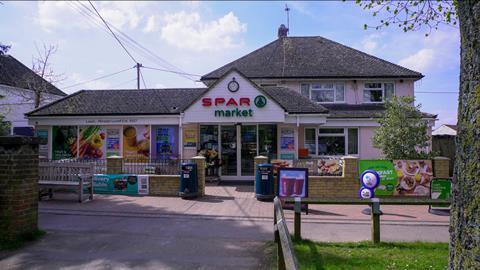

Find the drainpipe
[[179, 113, 183, 160]]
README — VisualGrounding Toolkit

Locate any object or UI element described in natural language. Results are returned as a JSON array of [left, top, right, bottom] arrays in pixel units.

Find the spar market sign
[[201, 95, 267, 118]]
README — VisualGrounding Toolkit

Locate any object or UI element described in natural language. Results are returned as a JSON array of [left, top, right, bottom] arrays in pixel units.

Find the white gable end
[[183, 71, 285, 123]]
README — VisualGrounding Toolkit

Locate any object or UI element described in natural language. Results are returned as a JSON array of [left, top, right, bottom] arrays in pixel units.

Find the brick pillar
[[254, 155, 268, 193], [192, 156, 206, 196], [341, 156, 360, 197], [107, 156, 123, 174], [0, 136, 44, 242], [433, 156, 450, 178]]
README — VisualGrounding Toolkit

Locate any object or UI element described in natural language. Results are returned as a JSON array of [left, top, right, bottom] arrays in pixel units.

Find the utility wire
[[142, 66, 201, 77], [140, 69, 147, 89], [87, 1, 138, 64], [77, 1, 197, 82], [63, 67, 134, 89]]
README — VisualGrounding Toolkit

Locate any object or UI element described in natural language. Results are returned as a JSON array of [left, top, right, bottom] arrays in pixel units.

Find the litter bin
[[179, 163, 198, 198], [255, 163, 274, 201]]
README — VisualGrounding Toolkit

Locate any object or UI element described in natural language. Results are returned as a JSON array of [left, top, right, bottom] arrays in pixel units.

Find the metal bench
[[39, 161, 94, 203]]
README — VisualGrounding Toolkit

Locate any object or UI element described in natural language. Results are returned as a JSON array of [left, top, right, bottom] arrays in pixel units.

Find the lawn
[[293, 240, 448, 270]]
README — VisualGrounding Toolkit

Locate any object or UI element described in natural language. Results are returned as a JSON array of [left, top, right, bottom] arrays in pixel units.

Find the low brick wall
[[309, 156, 359, 198], [149, 175, 180, 196]]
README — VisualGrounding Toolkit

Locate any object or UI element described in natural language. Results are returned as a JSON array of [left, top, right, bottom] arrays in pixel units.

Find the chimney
[[278, 24, 288, 38]]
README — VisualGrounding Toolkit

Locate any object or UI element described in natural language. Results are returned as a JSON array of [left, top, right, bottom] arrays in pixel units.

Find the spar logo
[[201, 95, 267, 117]]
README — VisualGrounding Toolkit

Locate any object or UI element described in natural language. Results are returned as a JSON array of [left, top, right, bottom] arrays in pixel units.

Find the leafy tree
[[0, 42, 11, 55], [355, 1, 479, 268], [373, 96, 431, 159]]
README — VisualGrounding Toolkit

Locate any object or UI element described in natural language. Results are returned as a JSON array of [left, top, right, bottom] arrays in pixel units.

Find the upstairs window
[[301, 83, 345, 103], [363, 82, 395, 103]]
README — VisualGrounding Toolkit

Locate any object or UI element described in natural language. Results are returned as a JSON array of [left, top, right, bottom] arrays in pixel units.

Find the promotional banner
[[106, 128, 121, 157], [183, 129, 197, 148], [359, 160, 397, 196], [123, 125, 150, 159], [278, 168, 308, 198], [93, 174, 139, 195], [52, 126, 78, 160], [359, 160, 433, 197], [79, 126, 106, 159], [393, 160, 433, 196], [430, 178, 452, 210], [280, 128, 295, 150]]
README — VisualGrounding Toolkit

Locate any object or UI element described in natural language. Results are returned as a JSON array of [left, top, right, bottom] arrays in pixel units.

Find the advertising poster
[[393, 160, 433, 196], [278, 168, 308, 198], [156, 127, 175, 159], [271, 159, 293, 175], [359, 160, 397, 196], [93, 174, 139, 195], [280, 128, 295, 150], [183, 129, 197, 148], [36, 129, 49, 158], [123, 125, 150, 159], [79, 126, 106, 159], [430, 178, 452, 210], [317, 159, 343, 176], [106, 128, 121, 157], [52, 126, 78, 160]]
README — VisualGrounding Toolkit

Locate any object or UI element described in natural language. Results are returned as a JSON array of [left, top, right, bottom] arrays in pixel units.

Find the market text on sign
[[202, 97, 258, 118]]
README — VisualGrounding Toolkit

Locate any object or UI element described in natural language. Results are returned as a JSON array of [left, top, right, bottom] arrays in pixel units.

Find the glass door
[[220, 125, 237, 176], [241, 125, 257, 176]]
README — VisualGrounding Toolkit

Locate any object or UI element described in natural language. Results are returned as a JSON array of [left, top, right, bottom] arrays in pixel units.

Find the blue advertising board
[[93, 174, 139, 195]]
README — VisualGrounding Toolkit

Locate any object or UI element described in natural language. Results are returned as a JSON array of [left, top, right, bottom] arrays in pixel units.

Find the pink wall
[[359, 126, 383, 159]]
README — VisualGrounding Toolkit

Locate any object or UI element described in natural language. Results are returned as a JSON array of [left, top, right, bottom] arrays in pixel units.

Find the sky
[[0, 1, 460, 127]]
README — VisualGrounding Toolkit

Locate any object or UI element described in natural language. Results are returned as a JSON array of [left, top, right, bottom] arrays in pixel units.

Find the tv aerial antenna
[[285, 4, 290, 32]]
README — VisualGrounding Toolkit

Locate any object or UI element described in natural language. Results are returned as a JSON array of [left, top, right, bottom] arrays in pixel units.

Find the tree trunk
[[449, 1, 480, 269]]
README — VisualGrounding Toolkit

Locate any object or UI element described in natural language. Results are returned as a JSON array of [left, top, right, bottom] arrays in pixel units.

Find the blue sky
[[1, 1, 459, 127]]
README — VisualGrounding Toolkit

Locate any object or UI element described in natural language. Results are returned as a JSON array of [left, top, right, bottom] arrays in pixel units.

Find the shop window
[[301, 83, 345, 103], [258, 125, 277, 160], [304, 127, 359, 156], [199, 125, 218, 151], [363, 82, 395, 103]]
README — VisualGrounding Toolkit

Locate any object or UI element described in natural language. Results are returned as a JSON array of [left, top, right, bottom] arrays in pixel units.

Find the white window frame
[[304, 82, 345, 104], [363, 82, 395, 104], [304, 127, 359, 156]]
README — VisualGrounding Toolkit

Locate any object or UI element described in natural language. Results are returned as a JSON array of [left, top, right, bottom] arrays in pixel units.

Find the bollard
[[294, 197, 302, 240], [371, 198, 381, 244]]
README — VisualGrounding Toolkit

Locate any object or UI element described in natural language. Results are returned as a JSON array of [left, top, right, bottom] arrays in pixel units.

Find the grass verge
[[0, 230, 46, 251], [293, 239, 448, 270]]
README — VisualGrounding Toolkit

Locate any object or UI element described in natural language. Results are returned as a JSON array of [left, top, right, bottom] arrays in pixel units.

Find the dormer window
[[301, 83, 345, 103], [363, 82, 395, 103]]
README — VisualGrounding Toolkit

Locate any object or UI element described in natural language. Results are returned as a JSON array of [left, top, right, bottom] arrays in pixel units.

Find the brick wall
[[0, 136, 44, 242], [308, 156, 360, 198], [148, 175, 180, 196]]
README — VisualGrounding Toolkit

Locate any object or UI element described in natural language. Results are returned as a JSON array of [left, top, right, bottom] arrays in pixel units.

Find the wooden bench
[[39, 161, 94, 203]]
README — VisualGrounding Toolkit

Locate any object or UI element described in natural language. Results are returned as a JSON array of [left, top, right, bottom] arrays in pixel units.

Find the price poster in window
[[106, 128, 121, 157], [280, 128, 295, 150]]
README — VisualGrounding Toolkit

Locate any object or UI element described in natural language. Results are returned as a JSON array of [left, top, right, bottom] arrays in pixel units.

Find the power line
[[140, 69, 147, 89], [87, 1, 138, 64], [142, 66, 201, 77], [63, 67, 134, 89]]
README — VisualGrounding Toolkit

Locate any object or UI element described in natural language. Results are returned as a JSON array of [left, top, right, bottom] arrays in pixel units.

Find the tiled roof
[[201, 36, 423, 81], [262, 86, 328, 114], [322, 104, 436, 119], [0, 55, 66, 96]]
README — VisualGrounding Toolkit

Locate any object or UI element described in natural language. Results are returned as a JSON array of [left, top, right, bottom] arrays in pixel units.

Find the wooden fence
[[283, 197, 450, 244], [274, 197, 299, 270]]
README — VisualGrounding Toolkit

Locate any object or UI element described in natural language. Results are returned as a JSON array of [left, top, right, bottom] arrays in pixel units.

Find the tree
[[21, 43, 65, 108], [355, 1, 479, 268], [0, 42, 11, 55], [372, 96, 431, 159]]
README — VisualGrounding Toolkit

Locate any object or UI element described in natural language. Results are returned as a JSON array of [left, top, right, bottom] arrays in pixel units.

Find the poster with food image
[[93, 174, 139, 195], [359, 160, 398, 196], [317, 159, 343, 176], [123, 125, 150, 159], [393, 160, 433, 196], [79, 126, 106, 159], [106, 128, 121, 157], [271, 159, 293, 175], [52, 126, 78, 160]]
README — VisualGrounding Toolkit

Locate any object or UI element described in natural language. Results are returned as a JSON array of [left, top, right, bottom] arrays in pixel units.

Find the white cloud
[[398, 49, 435, 72], [143, 15, 157, 33], [360, 34, 380, 54], [160, 11, 247, 51], [36, 1, 149, 32]]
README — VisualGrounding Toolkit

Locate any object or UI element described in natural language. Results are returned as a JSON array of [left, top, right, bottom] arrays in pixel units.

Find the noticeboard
[[277, 167, 308, 198], [430, 178, 452, 210]]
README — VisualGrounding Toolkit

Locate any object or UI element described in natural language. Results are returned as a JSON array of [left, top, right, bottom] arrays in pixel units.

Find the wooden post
[[371, 199, 381, 244], [294, 197, 301, 240]]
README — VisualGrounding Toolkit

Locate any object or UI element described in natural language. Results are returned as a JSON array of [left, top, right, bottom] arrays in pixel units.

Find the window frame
[[302, 82, 346, 104], [363, 82, 395, 104], [303, 127, 359, 156]]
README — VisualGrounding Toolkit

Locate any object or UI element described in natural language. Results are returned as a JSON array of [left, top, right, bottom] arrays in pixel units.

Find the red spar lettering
[[215, 98, 225, 106], [239, 98, 250, 106], [202, 98, 212, 107], [226, 98, 238, 106]]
